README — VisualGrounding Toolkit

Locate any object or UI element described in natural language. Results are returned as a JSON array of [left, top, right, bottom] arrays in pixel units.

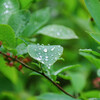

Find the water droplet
[[37, 57, 41, 61], [45, 56, 48, 58], [41, 61, 44, 64], [51, 47, 55, 51], [41, 44, 44, 46], [48, 66, 50, 69], [4, 3, 9, 8], [39, 48, 41, 50], [40, 56, 42, 59], [45, 58, 48, 61], [44, 48, 47, 52], [4, 10, 9, 14]]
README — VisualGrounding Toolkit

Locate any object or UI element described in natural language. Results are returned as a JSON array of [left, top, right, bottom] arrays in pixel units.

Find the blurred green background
[[0, 0, 100, 100]]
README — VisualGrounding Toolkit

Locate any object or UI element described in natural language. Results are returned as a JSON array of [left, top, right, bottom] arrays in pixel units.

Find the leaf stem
[[0, 51, 76, 98]]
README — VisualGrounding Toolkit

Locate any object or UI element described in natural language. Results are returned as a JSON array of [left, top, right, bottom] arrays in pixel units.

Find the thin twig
[[0, 51, 76, 98]]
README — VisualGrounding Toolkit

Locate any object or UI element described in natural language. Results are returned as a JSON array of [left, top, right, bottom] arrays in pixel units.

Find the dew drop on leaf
[[44, 48, 47, 52]]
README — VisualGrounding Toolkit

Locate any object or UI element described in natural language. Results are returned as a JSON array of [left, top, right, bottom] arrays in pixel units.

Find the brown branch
[[0, 51, 76, 98]]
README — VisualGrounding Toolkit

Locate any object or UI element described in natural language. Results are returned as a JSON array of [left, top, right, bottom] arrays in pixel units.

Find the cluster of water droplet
[[3, 2, 12, 14], [29, 44, 63, 69]]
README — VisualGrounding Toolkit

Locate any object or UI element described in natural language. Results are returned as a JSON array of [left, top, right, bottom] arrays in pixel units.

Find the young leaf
[[27, 44, 63, 68], [8, 10, 30, 37], [21, 8, 50, 37], [37, 25, 78, 39], [0, 0, 19, 24], [80, 49, 100, 57], [85, 0, 100, 29], [79, 51, 100, 69], [0, 24, 16, 49], [54, 64, 80, 75]]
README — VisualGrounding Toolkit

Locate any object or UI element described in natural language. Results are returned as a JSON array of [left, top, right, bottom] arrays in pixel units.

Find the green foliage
[[37, 25, 78, 39], [8, 10, 30, 37], [85, 0, 100, 29], [19, 0, 33, 9], [0, 57, 18, 84], [16, 43, 27, 55], [80, 49, 100, 69], [0, 0, 100, 100], [28, 44, 63, 68], [83, 90, 100, 98], [68, 72, 86, 93], [21, 8, 50, 37], [0, 24, 16, 49], [88, 32, 100, 44], [38, 93, 79, 100], [54, 64, 80, 75], [0, 0, 19, 24]]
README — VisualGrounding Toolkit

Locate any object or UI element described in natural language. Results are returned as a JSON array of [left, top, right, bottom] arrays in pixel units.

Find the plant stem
[[0, 51, 76, 98]]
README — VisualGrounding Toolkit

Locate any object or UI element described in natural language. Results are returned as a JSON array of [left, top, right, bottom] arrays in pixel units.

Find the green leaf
[[83, 90, 100, 98], [85, 0, 100, 29], [88, 32, 100, 44], [0, 57, 18, 84], [58, 74, 71, 80], [80, 49, 100, 57], [0, 0, 19, 24], [27, 44, 63, 69], [0, 24, 16, 49], [8, 10, 30, 37], [37, 25, 78, 39], [68, 72, 86, 93], [54, 64, 80, 75], [16, 43, 27, 55], [21, 8, 50, 37], [19, 0, 33, 9], [37, 93, 79, 100], [29, 72, 41, 76], [79, 50, 100, 69]]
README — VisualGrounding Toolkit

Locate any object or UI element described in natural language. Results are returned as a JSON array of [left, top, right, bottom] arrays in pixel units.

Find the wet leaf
[[8, 10, 30, 37], [0, 0, 19, 24], [27, 44, 63, 69], [37, 25, 78, 39], [21, 8, 50, 37]]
